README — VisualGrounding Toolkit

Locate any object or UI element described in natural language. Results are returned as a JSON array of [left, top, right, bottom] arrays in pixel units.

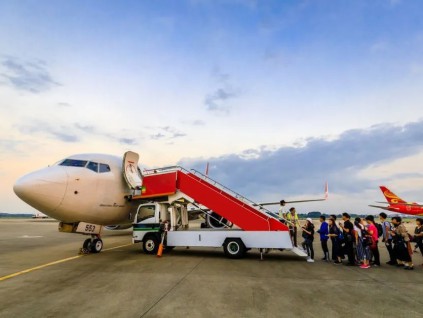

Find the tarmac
[[0, 219, 422, 318]]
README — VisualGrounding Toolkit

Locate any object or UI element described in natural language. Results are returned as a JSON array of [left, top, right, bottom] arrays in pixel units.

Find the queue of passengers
[[319, 213, 423, 269], [280, 204, 423, 269]]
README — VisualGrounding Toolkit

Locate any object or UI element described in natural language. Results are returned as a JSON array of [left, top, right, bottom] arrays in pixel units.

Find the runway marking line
[[0, 243, 132, 282]]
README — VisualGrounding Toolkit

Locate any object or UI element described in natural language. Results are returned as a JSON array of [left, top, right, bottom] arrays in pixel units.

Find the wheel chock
[[157, 243, 164, 257]]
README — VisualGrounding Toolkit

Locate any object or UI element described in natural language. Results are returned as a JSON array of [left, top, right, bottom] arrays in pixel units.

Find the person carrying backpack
[[391, 216, 413, 270], [360, 218, 372, 269], [365, 215, 381, 267], [379, 212, 395, 265]]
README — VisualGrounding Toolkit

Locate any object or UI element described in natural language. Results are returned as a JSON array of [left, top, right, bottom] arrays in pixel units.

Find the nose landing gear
[[80, 235, 103, 254]]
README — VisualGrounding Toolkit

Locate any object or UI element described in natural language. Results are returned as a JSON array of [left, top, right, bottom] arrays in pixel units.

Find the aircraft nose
[[14, 167, 68, 214]]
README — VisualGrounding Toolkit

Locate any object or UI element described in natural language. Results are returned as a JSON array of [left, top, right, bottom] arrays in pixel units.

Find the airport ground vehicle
[[132, 167, 306, 259]]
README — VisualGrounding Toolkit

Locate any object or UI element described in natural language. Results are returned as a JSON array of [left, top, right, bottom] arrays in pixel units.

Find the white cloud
[[0, 57, 60, 93]]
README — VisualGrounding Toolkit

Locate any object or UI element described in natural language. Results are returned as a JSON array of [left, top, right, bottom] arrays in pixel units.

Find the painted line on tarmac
[[0, 243, 132, 282], [0, 255, 82, 282], [103, 243, 132, 251]]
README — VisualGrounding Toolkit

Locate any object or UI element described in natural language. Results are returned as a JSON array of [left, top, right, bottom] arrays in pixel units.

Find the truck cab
[[133, 201, 190, 254]]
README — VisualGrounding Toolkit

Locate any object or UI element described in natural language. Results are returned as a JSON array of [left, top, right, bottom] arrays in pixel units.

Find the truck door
[[136, 204, 158, 224], [122, 151, 143, 190]]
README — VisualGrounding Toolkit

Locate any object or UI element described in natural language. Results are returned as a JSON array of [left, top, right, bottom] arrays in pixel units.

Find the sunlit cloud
[[180, 120, 423, 199]]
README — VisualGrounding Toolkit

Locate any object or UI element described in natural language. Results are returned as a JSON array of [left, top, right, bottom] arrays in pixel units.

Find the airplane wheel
[[223, 238, 246, 259], [90, 239, 103, 253], [143, 235, 159, 254], [83, 238, 92, 250]]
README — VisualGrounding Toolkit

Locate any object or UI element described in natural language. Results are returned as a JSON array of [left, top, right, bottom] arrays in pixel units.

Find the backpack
[[375, 223, 383, 238], [337, 227, 344, 240]]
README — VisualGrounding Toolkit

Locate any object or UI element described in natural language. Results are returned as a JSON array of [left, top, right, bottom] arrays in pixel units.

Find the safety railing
[[143, 165, 183, 175], [190, 169, 294, 227], [143, 166, 294, 228]]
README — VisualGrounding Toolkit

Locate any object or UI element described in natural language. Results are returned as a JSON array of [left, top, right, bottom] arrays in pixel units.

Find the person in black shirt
[[414, 218, 423, 266], [328, 218, 342, 264], [301, 218, 315, 263], [339, 212, 355, 266]]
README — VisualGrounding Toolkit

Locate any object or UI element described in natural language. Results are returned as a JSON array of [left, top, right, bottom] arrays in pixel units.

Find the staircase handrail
[[143, 166, 293, 228], [189, 169, 294, 227]]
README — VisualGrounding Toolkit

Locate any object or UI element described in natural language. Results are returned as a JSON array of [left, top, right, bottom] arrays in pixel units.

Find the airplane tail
[[380, 186, 406, 204]]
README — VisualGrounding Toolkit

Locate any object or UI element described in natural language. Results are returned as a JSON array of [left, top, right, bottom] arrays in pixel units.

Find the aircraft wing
[[373, 201, 423, 207], [255, 182, 328, 207], [257, 198, 326, 207], [368, 204, 392, 211], [374, 201, 417, 205], [399, 202, 423, 207]]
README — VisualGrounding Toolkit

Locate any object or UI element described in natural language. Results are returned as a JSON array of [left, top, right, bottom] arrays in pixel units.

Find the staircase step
[[290, 247, 308, 257]]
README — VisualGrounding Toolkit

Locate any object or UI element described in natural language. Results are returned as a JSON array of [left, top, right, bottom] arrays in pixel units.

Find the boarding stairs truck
[[131, 166, 307, 259]]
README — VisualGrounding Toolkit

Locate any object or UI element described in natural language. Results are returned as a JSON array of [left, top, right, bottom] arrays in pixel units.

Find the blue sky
[[1, 0, 423, 214]]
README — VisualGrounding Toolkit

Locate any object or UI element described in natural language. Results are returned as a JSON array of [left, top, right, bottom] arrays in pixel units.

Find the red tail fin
[[380, 186, 406, 204]]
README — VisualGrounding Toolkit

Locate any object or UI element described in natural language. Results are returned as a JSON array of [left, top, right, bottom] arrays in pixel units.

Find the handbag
[[363, 235, 373, 247]]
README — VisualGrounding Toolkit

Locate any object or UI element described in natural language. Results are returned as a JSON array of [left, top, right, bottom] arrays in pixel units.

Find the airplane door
[[123, 151, 143, 190]]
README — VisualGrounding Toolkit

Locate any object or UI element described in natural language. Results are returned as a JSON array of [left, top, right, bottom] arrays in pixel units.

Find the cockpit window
[[86, 161, 99, 173], [59, 159, 110, 173], [99, 163, 111, 173], [60, 159, 88, 167]]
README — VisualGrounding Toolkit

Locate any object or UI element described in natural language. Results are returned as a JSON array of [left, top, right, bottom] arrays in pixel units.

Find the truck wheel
[[143, 234, 159, 254], [223, 238, 246, 259]]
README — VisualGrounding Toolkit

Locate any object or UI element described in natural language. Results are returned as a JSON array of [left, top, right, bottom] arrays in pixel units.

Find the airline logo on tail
[[380, 186, 406, 204]]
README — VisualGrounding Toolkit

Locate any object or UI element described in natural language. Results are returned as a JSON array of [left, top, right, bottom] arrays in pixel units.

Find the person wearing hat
[[285, 207, 300, 247], [278, 200, 287, 219], [301, 218, 315, 262]]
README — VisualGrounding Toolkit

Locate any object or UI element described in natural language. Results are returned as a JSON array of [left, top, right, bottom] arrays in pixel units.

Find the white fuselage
[[14, 154, 136, 225]]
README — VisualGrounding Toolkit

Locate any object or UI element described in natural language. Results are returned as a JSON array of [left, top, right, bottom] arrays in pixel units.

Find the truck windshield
[[137, 206, 155, 222]]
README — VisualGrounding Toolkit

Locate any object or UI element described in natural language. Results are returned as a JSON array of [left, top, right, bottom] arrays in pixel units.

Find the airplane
[[13, 152, 143, 253], [32, 212, 48, 219], [369, 186, 423, 216], [14, 151, 328, 253]]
